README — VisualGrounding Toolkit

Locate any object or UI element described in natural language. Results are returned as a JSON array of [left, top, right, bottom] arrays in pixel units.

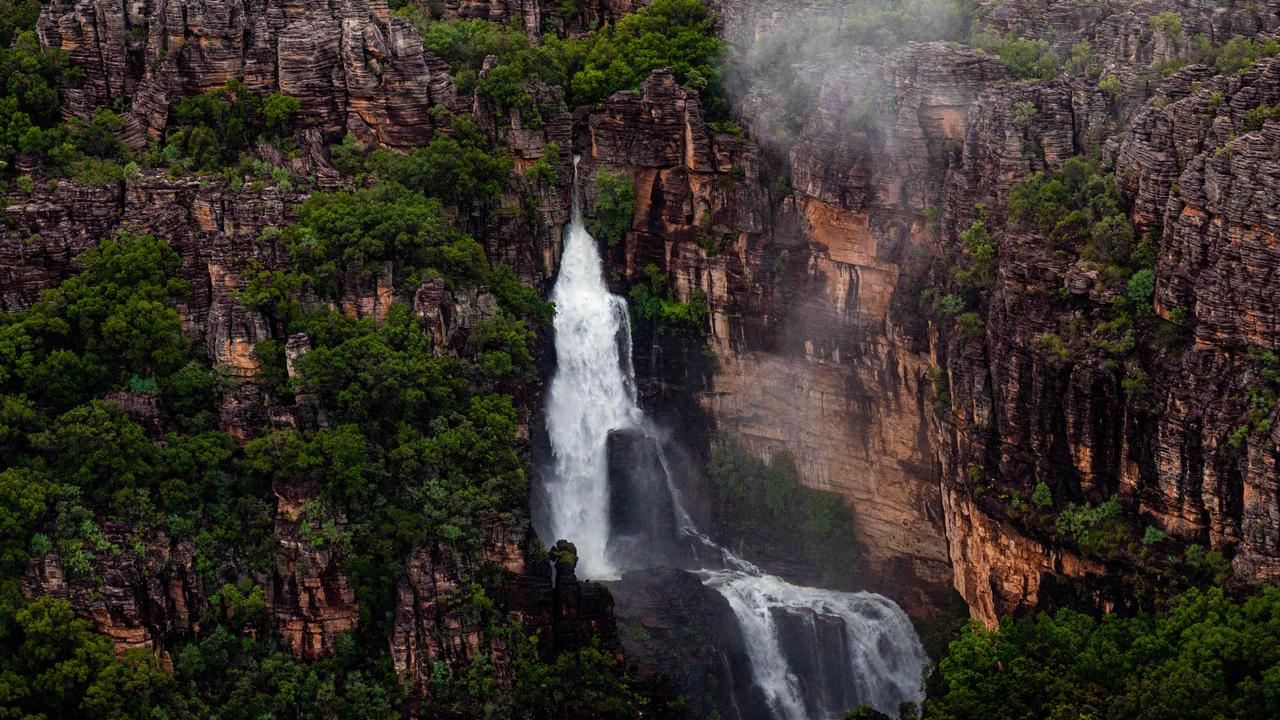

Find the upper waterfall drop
[[542, 157, 640, 580]]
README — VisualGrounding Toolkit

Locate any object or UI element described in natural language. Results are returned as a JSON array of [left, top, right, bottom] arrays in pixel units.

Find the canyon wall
[[580, 0, 1280, 628], [15, 0, 1280, 683], [4, 160, 613, 674], [11, 0, 612, 685]]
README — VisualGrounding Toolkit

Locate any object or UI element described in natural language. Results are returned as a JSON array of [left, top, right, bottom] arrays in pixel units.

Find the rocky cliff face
[[573, 66, 957, 616], [1115, 57, 1280, 585], [17, 0, 1280, 693], [12, 0, 597, 682], [36, 0, 461, 147], [609, 567, 767, 720], [929, 3, 1280, 625], [575, 0, 1280, 631]]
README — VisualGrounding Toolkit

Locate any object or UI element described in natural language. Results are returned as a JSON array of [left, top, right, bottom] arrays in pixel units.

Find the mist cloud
[[721, 0, 975, 151]]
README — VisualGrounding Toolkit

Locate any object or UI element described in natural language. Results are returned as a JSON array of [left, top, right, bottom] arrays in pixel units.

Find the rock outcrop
[[391, 524, 619, 695], [609, 567, 767, 720], [23, 523, 205, 661], [36, 0, 459, 147]]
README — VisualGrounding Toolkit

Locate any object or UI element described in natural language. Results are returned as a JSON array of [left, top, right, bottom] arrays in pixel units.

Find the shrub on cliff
[[707, 438, 860, 578], [973, 31, 1060, 80], [0, 31, 75, 174], [568, 0, 723, 107], [373, 118, 514, 210], [1213, 36, 1280, 74], [1008, 157, 1127, 255], [839, 0, 979, 49], [0, 232, 190, 410], [281, 182, 480, 295], [416, 18, 530, 78], [158, 80, 301, 172], [1004, 156, 1187, 364], [1054, 498, 1127, 558], [0, 0, 41, 46], [586, 169, 637, 246], [164, 626, 402, 718], [628, 263, 709, 334]]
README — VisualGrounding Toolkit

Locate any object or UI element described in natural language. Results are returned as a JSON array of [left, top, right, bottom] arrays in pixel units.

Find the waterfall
[[540, 158, 927, 718], [542, 159, 642, 580]]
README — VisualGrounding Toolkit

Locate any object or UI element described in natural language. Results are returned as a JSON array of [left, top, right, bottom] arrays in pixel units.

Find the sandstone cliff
[[36, 0, 461, 147], [576, 0, 1280, 630], [18, 0, 1280, 686]]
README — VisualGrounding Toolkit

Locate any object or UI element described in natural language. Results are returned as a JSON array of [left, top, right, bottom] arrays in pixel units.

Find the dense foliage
[[973, 31, 1060, 80], [409, 0, 725, 124], [336, 117, 516, 212], [924, 586, 1280, 720], [627, 262, 709, 335], [158, 80, 301, 172], [586, 169, 637, 247], [0, 596, 170, 719], [0, 187, 626, 717], [0, 233, 261, 592], [0, 31, 115, 180]]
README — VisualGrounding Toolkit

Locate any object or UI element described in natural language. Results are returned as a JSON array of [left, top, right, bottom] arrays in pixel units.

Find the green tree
[[0, 232, 190, 410], [164, 80, 300, 171], [282, 182, 475, 294], [974, 31, 1060, 80], [378, 119, 514, 209], [568, 0, 723, 106], [0, 597, 169, 719], [0, 31, 74, 173], [1214, 36, 1280, 74], [587, 169, 637, 246], [925, 586, 1280, 720]]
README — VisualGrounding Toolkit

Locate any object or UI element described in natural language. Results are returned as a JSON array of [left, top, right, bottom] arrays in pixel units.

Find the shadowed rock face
[[605, 428, 690, 571], [770, 607, 857, 717], [391, 525, 619, 694], [609, 567, 769, 720]]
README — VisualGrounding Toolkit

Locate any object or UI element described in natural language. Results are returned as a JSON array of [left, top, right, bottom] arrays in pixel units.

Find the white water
[[704, 570, 928, 719], [543, 159, 643, 579], [541, 158, 927, 718]]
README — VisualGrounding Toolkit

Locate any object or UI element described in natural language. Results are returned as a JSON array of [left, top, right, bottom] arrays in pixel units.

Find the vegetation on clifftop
[[406, 0, 725, 123]]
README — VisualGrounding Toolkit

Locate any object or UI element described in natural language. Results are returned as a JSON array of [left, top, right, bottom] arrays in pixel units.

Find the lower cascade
[[538, 159, 927, 719]]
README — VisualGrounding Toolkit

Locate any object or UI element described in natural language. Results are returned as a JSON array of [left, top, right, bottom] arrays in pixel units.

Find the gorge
[[0, 0, 1279, 717], [540, 159, 927, 718]]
